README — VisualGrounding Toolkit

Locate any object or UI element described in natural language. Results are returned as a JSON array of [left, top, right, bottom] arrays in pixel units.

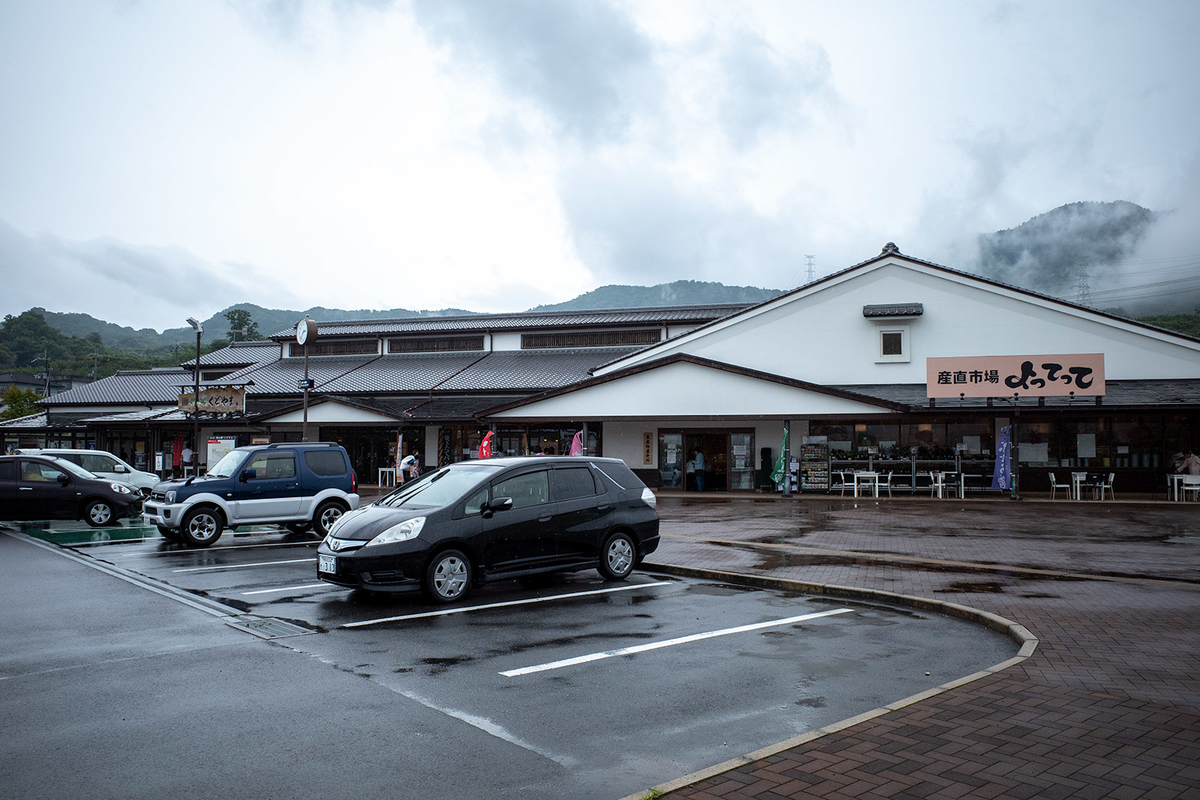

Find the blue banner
[[991, 426, 1011, 490]]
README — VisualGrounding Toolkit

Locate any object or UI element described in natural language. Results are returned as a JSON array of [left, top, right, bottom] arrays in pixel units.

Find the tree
[[0, 386, 43, 420], [223, 308, 264, 342]]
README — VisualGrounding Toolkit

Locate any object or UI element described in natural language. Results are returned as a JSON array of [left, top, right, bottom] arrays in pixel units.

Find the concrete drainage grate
[[226, 615, 315, 639]]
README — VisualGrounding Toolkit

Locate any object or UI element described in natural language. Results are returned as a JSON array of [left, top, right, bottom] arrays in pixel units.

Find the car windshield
[[207, 449, 249, 478], [48, 458, 96, 479], [378, 463, 503, 510]]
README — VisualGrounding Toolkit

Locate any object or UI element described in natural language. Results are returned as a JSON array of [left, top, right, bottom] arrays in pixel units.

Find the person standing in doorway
[[692, 448, 705, 492], [181, 441, 194, 476]]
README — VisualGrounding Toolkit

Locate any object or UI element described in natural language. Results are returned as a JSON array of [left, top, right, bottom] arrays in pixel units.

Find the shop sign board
[[178, 386, 247, 415], [926, 354, 1105, 398]]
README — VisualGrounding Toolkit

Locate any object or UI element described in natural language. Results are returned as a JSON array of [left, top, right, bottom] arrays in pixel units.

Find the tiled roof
[[220, 355, 382, 395], [318, 353, 487, 394], [38, 369, 193, 406], [267, 305, 751, 339], [185, 341, 281, 368], [835, 380, 1200, 409], [439, 348, 640, 391], [863, 303, 923, 317]]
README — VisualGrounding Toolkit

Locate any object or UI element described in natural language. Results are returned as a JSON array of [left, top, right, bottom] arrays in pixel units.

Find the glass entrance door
[[658, 433, 683, 489]]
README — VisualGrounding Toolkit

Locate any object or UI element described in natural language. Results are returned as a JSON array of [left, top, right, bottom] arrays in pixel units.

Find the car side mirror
[[114, 464, 128, 473], [240, 469, 256, 482], [482, 496, 513, 518], [57, 473, 70, 486]]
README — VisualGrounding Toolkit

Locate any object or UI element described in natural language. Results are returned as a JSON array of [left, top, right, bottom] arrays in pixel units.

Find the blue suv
[[143, 442, 359, 547]]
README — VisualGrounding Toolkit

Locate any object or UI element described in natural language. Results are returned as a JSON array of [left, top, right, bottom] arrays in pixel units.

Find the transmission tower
[[1075, 265, 1093, 307], [804, 255, 816, 284]]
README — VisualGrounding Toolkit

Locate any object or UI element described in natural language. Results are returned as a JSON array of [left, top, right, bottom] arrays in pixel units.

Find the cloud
[[411, 0, 656, 142], [557, 158, 804, 289], [714, 30, 835, 148], [0, 219, 299, 331]]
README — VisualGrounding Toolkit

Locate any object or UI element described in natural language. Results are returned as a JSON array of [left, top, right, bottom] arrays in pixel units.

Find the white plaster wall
[[598, 260, 1200, 383], [491, 361, 893, 420], [492, 332, 522, 351], [268, 404, 399, 424]]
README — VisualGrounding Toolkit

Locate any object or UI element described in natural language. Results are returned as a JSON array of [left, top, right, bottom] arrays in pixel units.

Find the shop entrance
[[659, 430, 756, 492]]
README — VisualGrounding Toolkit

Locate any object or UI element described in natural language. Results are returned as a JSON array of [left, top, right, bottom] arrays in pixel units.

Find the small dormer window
[[876, 325, 910, 363]]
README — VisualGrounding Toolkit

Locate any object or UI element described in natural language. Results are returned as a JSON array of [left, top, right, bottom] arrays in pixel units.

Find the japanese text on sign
[[926, 354, 1104, 398], [178, 385, 248, 415]]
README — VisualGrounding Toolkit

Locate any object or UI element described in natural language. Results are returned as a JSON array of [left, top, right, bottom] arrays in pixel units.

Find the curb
[[615, 562, 1039, 800]]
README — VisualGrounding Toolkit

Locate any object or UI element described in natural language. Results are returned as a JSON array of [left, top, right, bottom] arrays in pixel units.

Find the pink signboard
[[926, 354, 1105, 398]]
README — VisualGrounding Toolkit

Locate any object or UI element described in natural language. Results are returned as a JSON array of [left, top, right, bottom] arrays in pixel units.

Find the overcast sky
[[2, 0, 1198, 332]]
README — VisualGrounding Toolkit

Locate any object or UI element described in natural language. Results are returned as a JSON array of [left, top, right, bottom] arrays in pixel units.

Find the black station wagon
[[316, 456, 660, 602]]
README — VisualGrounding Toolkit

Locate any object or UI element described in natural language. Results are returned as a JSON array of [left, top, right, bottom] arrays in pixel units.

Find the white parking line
[[243, 583, 330, 596], [172, 558, 316, 573], [342, 581, 673, 628], [112, 541, 318, 557], [499, 607, 855, 677]]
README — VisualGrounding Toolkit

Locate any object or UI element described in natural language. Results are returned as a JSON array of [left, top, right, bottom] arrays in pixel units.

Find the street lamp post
[[187, 317, 203, 476]]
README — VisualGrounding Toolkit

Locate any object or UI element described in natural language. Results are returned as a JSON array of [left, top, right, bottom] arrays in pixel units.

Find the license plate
[[318, 554, 337, 574]]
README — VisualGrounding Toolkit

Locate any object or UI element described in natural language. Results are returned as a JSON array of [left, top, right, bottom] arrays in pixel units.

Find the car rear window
[[304, 450, 348, 476], [592, 460, 646, 491], [552, 467, 597, 500]]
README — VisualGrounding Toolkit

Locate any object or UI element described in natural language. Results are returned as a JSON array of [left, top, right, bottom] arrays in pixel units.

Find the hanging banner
[[991, 426, 1012, 491], [927, 354, 1104, 398]]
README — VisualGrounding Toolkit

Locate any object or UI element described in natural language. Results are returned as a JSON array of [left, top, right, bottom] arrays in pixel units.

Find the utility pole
[[804, 255, 816, 284]]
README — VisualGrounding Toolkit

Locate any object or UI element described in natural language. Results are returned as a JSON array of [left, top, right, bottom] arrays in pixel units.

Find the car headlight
[[165, 490, 176, 503], [110, 483, 133, 495], [365, 516, 426, 547]]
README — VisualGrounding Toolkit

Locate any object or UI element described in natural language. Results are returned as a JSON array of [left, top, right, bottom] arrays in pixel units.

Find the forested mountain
[[975, 201, 1155, 297], [526, 280, 782, 312]]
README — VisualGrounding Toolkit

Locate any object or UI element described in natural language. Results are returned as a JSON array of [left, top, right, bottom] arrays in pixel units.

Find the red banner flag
[[479, 431, 494, 459]]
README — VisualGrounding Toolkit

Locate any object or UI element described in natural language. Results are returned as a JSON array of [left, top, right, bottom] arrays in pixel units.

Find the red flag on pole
[[479, 431, 494, 459], [569, 431, 583, 456]]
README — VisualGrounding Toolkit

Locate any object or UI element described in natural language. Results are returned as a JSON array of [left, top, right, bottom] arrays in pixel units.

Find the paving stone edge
[[615, 562, 1040, 800]]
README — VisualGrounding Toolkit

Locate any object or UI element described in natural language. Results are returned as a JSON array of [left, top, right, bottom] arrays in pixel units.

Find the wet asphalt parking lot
[[2, 517, 1017, 800]]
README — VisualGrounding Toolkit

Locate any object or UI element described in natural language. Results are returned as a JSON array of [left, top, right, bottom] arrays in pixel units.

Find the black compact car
[[317, 456, 660, 602], [0, 454, 143, 527]]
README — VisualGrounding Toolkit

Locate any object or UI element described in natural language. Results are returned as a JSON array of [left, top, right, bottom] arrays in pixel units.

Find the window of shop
[[1111, 416, 1161, 469], [1016, 420, 1058, 466]]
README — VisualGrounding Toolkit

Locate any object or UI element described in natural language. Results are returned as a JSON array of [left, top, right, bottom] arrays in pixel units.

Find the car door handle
[[596, 502, 610, 511], [538, 513, 554, 523], [19, 487, 33, 491]]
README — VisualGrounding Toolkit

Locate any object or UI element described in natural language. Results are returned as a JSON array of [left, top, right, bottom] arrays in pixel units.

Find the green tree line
[[0, 309, 265, 382]]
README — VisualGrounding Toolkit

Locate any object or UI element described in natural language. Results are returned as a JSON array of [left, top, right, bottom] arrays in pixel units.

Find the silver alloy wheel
[[318, 504, 343, 533], [606, 536, 634, 576], [432, 555, 468, 599], [187, 511, 219, 542], [87, 501, 113, 526]]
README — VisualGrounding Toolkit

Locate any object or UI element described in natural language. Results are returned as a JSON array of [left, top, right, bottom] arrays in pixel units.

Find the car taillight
[[351, 471, 357, 493]]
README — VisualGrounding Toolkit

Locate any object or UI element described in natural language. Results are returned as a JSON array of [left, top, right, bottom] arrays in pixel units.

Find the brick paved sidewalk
[[639, 497, 1200, 800]]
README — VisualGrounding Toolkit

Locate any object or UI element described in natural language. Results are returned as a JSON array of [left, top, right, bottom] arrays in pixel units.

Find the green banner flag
[[770, 429, 788, 486]]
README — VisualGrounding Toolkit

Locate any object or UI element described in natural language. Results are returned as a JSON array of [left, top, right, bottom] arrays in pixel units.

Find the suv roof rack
[[265, 442, 338, 448]]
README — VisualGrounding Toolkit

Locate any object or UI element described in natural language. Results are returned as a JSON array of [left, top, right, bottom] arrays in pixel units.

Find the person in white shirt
[[1176, 448, 1200, 475]]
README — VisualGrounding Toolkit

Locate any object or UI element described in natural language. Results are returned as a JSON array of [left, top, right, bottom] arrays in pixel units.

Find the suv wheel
[[180, 507, 224, 547], [313, 500, 347, 536], [424, 550, 472, 603], [598, 532, 636, 580]]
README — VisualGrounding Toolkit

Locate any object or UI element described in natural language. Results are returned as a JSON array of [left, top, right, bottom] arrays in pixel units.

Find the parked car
[[143, 442, 359, 547], [18, 448, 159, 495], [0, 454, 143, 527], [316, 456, 660, 602]]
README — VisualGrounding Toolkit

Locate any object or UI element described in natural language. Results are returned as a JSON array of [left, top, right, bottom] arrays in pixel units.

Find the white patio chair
[[1047, 472, 1072, 500], [1182, 475, 1200, 502], [878, 471, 893, 498], [1094, 472, 1116, 501]]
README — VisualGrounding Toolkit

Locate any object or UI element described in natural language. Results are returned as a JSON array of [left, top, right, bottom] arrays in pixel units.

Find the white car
[[18, 448, 160, 496]]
